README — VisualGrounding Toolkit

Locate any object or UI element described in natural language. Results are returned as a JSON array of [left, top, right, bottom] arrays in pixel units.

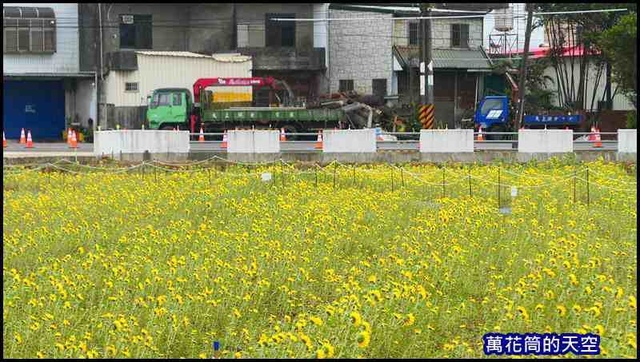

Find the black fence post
[[497, 167, 501, 209], [586, 167, 590, 206], [573, 169, 576, 204], [333, 162, 337, 189], [468, 167, 472, 197], [391, 167, 395, 192], [352, 165, 356, 186], [442, 167, 445, 198]]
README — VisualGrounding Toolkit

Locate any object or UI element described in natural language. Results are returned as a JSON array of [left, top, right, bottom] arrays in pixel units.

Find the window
[[125, 82, 139, 92], [451, 24, 469, 48], [372, 79, 387, 98], [339, 80, 354, 92], [408, 22, 419, 46], [3, 7, 56, 53], [119, 14, 152, 49], [265, 13, 295, 47], [172, 93, 182, 106], [480, 98, 503, 116]]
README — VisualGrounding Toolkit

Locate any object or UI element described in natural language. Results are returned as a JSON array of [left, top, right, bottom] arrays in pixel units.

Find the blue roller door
[[3, 80, 65, 140]]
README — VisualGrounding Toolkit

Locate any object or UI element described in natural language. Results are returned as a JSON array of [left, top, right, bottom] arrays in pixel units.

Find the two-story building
[[78, 3, 326, 129], [316, 3, 508, 128], [3, 3, 96, 140]]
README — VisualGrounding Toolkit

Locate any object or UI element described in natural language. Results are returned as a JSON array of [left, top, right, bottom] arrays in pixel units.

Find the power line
[[533, 8, 629, 16], [272, 14, 489, 22], [271, 8, 629, 23]]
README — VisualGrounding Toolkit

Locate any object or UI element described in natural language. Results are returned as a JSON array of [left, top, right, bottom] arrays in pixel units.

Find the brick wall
[[328, 10, 393, 95]]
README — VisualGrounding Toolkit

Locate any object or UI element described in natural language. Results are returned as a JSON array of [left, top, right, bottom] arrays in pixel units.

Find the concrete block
[[618, 129, 637, 153], [323, 129, 376, 153], [227, 130, 280, 154], [419, 129, 474, 153], [94, 130, 190, 156], [518, 129, 573, 153]]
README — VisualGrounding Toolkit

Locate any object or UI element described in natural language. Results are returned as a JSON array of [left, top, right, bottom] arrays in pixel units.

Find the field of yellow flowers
[[2, 159, 637, 358]]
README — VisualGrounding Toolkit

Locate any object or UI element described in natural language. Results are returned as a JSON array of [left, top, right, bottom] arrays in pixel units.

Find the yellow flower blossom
[[357, 330, 371, 348]]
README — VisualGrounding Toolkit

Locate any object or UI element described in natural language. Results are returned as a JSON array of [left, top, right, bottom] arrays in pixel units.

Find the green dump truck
[[146, 77, 347, 136]]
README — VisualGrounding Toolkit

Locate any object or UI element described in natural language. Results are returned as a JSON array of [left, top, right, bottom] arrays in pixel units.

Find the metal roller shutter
[[3, 80, 65, 140]]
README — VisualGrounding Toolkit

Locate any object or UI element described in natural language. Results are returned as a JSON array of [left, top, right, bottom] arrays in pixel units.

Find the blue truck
[[473, 95, 582, 139]]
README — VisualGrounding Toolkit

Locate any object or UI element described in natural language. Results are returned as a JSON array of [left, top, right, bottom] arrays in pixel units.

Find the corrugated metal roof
[[135, 51, 251, 62], [394, 46, 492, 70], [432, 49, 492, 70], [135, 51, 209, 58]]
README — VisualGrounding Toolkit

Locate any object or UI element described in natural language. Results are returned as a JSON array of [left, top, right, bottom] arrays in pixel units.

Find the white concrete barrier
[[94, 130, 190, 156], [618, 129, 637, 153], [323, 129, 376, 153], [227, 130, 280, 153], [518, 129, 573, 153], [419, 129, 474, 153]]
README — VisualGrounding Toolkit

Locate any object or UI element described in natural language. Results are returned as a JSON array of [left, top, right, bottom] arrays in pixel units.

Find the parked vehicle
[[146, 78, 353, 137], [473, 95, 582, 137]]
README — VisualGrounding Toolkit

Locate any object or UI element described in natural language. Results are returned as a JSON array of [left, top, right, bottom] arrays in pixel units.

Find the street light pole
[[419, 3, 435, 129], [516, 3, 534, 129]]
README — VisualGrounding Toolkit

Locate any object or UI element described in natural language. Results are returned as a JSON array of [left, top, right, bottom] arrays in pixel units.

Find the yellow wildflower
[[556, 305, 567, 317], [350, 311, 362, 327], [357, 330, 371, 348]]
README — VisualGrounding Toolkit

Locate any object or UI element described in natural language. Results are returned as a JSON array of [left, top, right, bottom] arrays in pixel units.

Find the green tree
[[534, 4, 637, 111], [598, 13, 637, 108]]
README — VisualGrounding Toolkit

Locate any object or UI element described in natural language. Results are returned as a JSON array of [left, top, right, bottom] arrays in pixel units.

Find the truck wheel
[[160, 125, 174, 131], [489, 125, 507, 140], [282, 125, 299, 141]]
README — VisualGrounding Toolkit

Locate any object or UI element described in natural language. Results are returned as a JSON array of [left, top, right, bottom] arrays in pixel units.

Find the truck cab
[[146, 88, 192, 130], [474, 96, 510, 132]]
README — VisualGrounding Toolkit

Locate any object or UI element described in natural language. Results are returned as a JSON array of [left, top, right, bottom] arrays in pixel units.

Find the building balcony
[[237, 47, 325, 72]]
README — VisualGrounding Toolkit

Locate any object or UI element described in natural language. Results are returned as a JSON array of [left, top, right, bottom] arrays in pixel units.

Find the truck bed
[[523, 114, 582, 126]]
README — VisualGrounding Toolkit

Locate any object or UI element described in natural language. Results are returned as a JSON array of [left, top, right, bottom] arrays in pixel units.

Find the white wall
[[618, 129, 637, 153], [542, 57, 635, 111], [227, 130, 280, 153], [323, 129, 377, 153], [518, 129, 573, 153], [313, 3, 330, 69], [76, 79, 97, 124], [104, 53, 253, 107], [94, 130, 190, 155], [329, 10, 393, 95], [3, 3, 80, 74], [420, 130, 474, 153]]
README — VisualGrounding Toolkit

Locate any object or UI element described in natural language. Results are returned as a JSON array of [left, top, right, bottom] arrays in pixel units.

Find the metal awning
[[4, 72, 96, 79], [3, 6, 55, 19], [394, 45, 492, 71]]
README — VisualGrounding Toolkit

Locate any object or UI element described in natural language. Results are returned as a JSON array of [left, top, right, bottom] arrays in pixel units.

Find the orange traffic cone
[[69, 131, 78, 149], [593, 127, 603, 148], [221, 130, 228, 149], [67, 128, 73, 145], [280, 128, 287, 142], [25, 130, 34, 148], [476, 126, 484, 142], [315, 130, 323, 150], [199, 127, 205, 142], [3, 131, 7, 148], [19, 128, 26, 144]]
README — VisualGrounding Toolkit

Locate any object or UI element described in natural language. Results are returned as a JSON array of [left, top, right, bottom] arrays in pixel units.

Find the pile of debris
[[308, 91, 406, 130]]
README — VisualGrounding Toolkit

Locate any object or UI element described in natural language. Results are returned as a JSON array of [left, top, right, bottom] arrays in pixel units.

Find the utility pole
[[419, 3, 434, 129], [516, 3, 534, 129]]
